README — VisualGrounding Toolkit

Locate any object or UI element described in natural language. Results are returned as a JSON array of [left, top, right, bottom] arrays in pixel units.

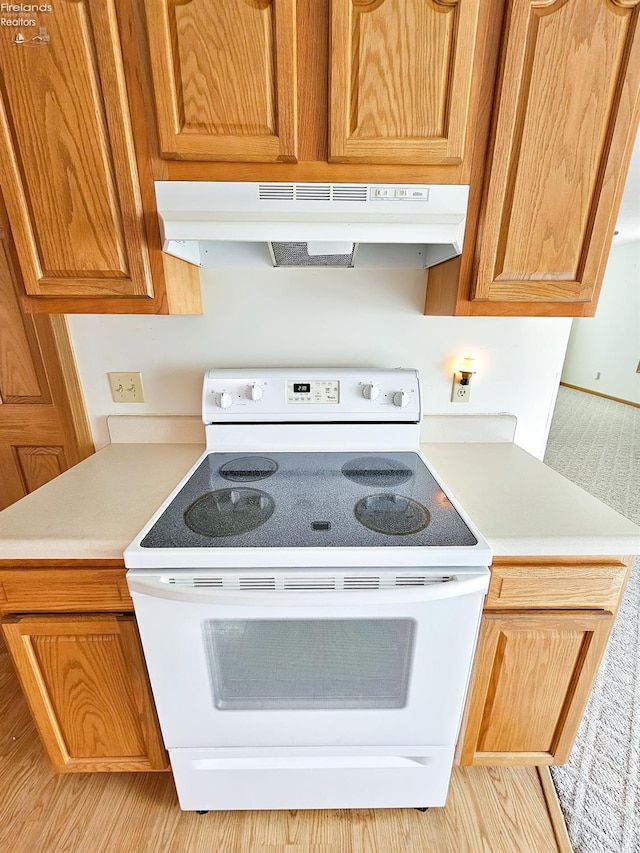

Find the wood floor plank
[[0, 644, 571, 852]]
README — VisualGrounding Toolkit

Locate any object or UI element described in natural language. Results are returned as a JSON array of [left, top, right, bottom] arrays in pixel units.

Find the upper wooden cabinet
[[329, 0, 482, 165], [426, 0, 640, 316], [0, 0, 201, 314], [0, 0, 148, 299], [474, 0, 640, 306], [144, 0, 298, 162], [144, 0, 487, 173]]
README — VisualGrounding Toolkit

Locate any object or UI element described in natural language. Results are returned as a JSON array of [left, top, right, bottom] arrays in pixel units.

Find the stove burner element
[[218, 456, 278, 482], [341, 456, 413, 487], [184, 488, 275, 537], [354, 493, 430, 536]]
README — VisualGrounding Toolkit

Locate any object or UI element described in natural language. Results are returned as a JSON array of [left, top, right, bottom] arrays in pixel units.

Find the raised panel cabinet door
[[1, 614, 167, 772], [329, 0, 482, 164], [473, 0, 640, 305], [0, 0, 154, 299], [0, 199, 93, 509], [144, 0, 297, 161], [459, 611, 613, 765]]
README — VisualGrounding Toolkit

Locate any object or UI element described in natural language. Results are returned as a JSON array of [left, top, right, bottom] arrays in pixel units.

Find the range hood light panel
[[306, 241, 355, 256]]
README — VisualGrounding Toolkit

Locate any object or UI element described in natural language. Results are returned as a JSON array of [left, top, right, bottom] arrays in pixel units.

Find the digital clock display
[[287, 380, 340, 404]]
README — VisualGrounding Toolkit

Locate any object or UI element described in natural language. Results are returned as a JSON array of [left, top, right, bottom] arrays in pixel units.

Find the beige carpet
[[544, 386, 640, 853]]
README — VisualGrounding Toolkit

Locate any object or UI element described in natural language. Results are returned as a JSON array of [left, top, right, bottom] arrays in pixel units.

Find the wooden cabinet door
[[460, 611, 613, 765], [329, 0, 482, 165], [0, 0, 160, 301], [0, 199, 93, 509], [473, 0, 640, 307], [144, 0, 297, 162], [2, 614, 167, 772]]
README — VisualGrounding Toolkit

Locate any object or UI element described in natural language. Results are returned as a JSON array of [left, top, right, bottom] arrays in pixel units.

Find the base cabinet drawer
[[459, 610, 612, 765], [0, 567, 131, 614], [1, 613, 167, 772], [486, 560, 628, 610]]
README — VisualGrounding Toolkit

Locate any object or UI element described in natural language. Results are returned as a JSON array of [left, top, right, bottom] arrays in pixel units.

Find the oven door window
[[203, 619, 416, 711]]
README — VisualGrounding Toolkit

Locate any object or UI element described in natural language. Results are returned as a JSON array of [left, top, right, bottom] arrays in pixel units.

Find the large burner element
[[218, 456, 278, 482], [354, 494, 430, 536], [184, 488, 275, 537], [341, 456, 413, 487]]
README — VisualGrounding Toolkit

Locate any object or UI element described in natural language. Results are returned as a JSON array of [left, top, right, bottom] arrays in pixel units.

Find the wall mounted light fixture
[[451, 356, 476, 403], [458, 356, 476, 386]]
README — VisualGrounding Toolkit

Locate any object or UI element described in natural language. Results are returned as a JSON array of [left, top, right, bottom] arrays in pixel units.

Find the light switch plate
[[108, 372, 144, 403]]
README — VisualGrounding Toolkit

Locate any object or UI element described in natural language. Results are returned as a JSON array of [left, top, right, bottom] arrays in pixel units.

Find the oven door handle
[[127, 573, 489, 605]]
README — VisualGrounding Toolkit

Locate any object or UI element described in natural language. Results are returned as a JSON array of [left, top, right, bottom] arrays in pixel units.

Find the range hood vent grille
[[258, 184, 369, 203], [295, 185, 332, 201], [270, 241, 356, 268], [258, 184, 295, 200]]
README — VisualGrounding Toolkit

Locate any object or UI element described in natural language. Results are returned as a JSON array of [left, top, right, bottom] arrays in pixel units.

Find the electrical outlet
[[108, 372, 144, 403], [451, 378, 471, 403]]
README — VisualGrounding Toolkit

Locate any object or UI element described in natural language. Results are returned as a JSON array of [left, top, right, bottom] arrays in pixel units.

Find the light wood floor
[[0, 637, 571, 853]]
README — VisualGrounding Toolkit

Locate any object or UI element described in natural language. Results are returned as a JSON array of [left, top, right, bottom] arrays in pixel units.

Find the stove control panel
[[203, 368, 421, 423]]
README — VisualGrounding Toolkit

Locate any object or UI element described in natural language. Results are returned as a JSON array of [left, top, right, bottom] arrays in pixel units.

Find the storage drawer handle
[[192, 756, 432, 771]]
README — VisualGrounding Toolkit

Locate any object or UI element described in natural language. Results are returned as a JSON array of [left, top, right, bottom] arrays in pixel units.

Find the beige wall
[[67, 268, 572, 458], [562, 242, 640, 405]]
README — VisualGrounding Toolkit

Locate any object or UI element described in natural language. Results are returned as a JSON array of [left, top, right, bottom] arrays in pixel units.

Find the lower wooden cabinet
[[1, 613, 167, 772], [0, 557, 631, 773], [459, 610, 614, 766], [458, 556, 631, 766]]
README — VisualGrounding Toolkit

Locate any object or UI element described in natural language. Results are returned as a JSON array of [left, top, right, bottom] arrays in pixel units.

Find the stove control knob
[[248, 383, 263, 401], [218, 392, 233, 409], [393, 390, 410, 408], [362, 383, 380, 401]]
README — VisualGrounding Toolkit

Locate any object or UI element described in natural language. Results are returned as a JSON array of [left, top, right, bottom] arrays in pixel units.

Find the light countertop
[[0, 444, 203, 561], [0, 441, 639, 561], [422, 443, 640, 557]]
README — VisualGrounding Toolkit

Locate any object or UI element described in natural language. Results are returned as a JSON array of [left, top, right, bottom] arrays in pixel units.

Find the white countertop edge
[[3, 535, 639, 564], [485, 536, 640, 558], [0, 539, 127, 561]]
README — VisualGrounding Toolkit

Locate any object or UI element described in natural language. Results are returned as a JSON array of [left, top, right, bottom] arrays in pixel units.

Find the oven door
[[128, 571, 487, 750]]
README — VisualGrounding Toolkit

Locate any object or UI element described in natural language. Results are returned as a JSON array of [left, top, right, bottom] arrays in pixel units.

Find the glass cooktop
[[140, 451, 478, 549]]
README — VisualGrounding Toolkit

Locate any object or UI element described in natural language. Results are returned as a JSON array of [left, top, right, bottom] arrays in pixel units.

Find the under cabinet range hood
[[156, 182, 469, 270]]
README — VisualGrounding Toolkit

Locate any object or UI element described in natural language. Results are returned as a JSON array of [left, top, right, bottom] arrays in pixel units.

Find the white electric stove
[[125, 368, 491, 812]]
